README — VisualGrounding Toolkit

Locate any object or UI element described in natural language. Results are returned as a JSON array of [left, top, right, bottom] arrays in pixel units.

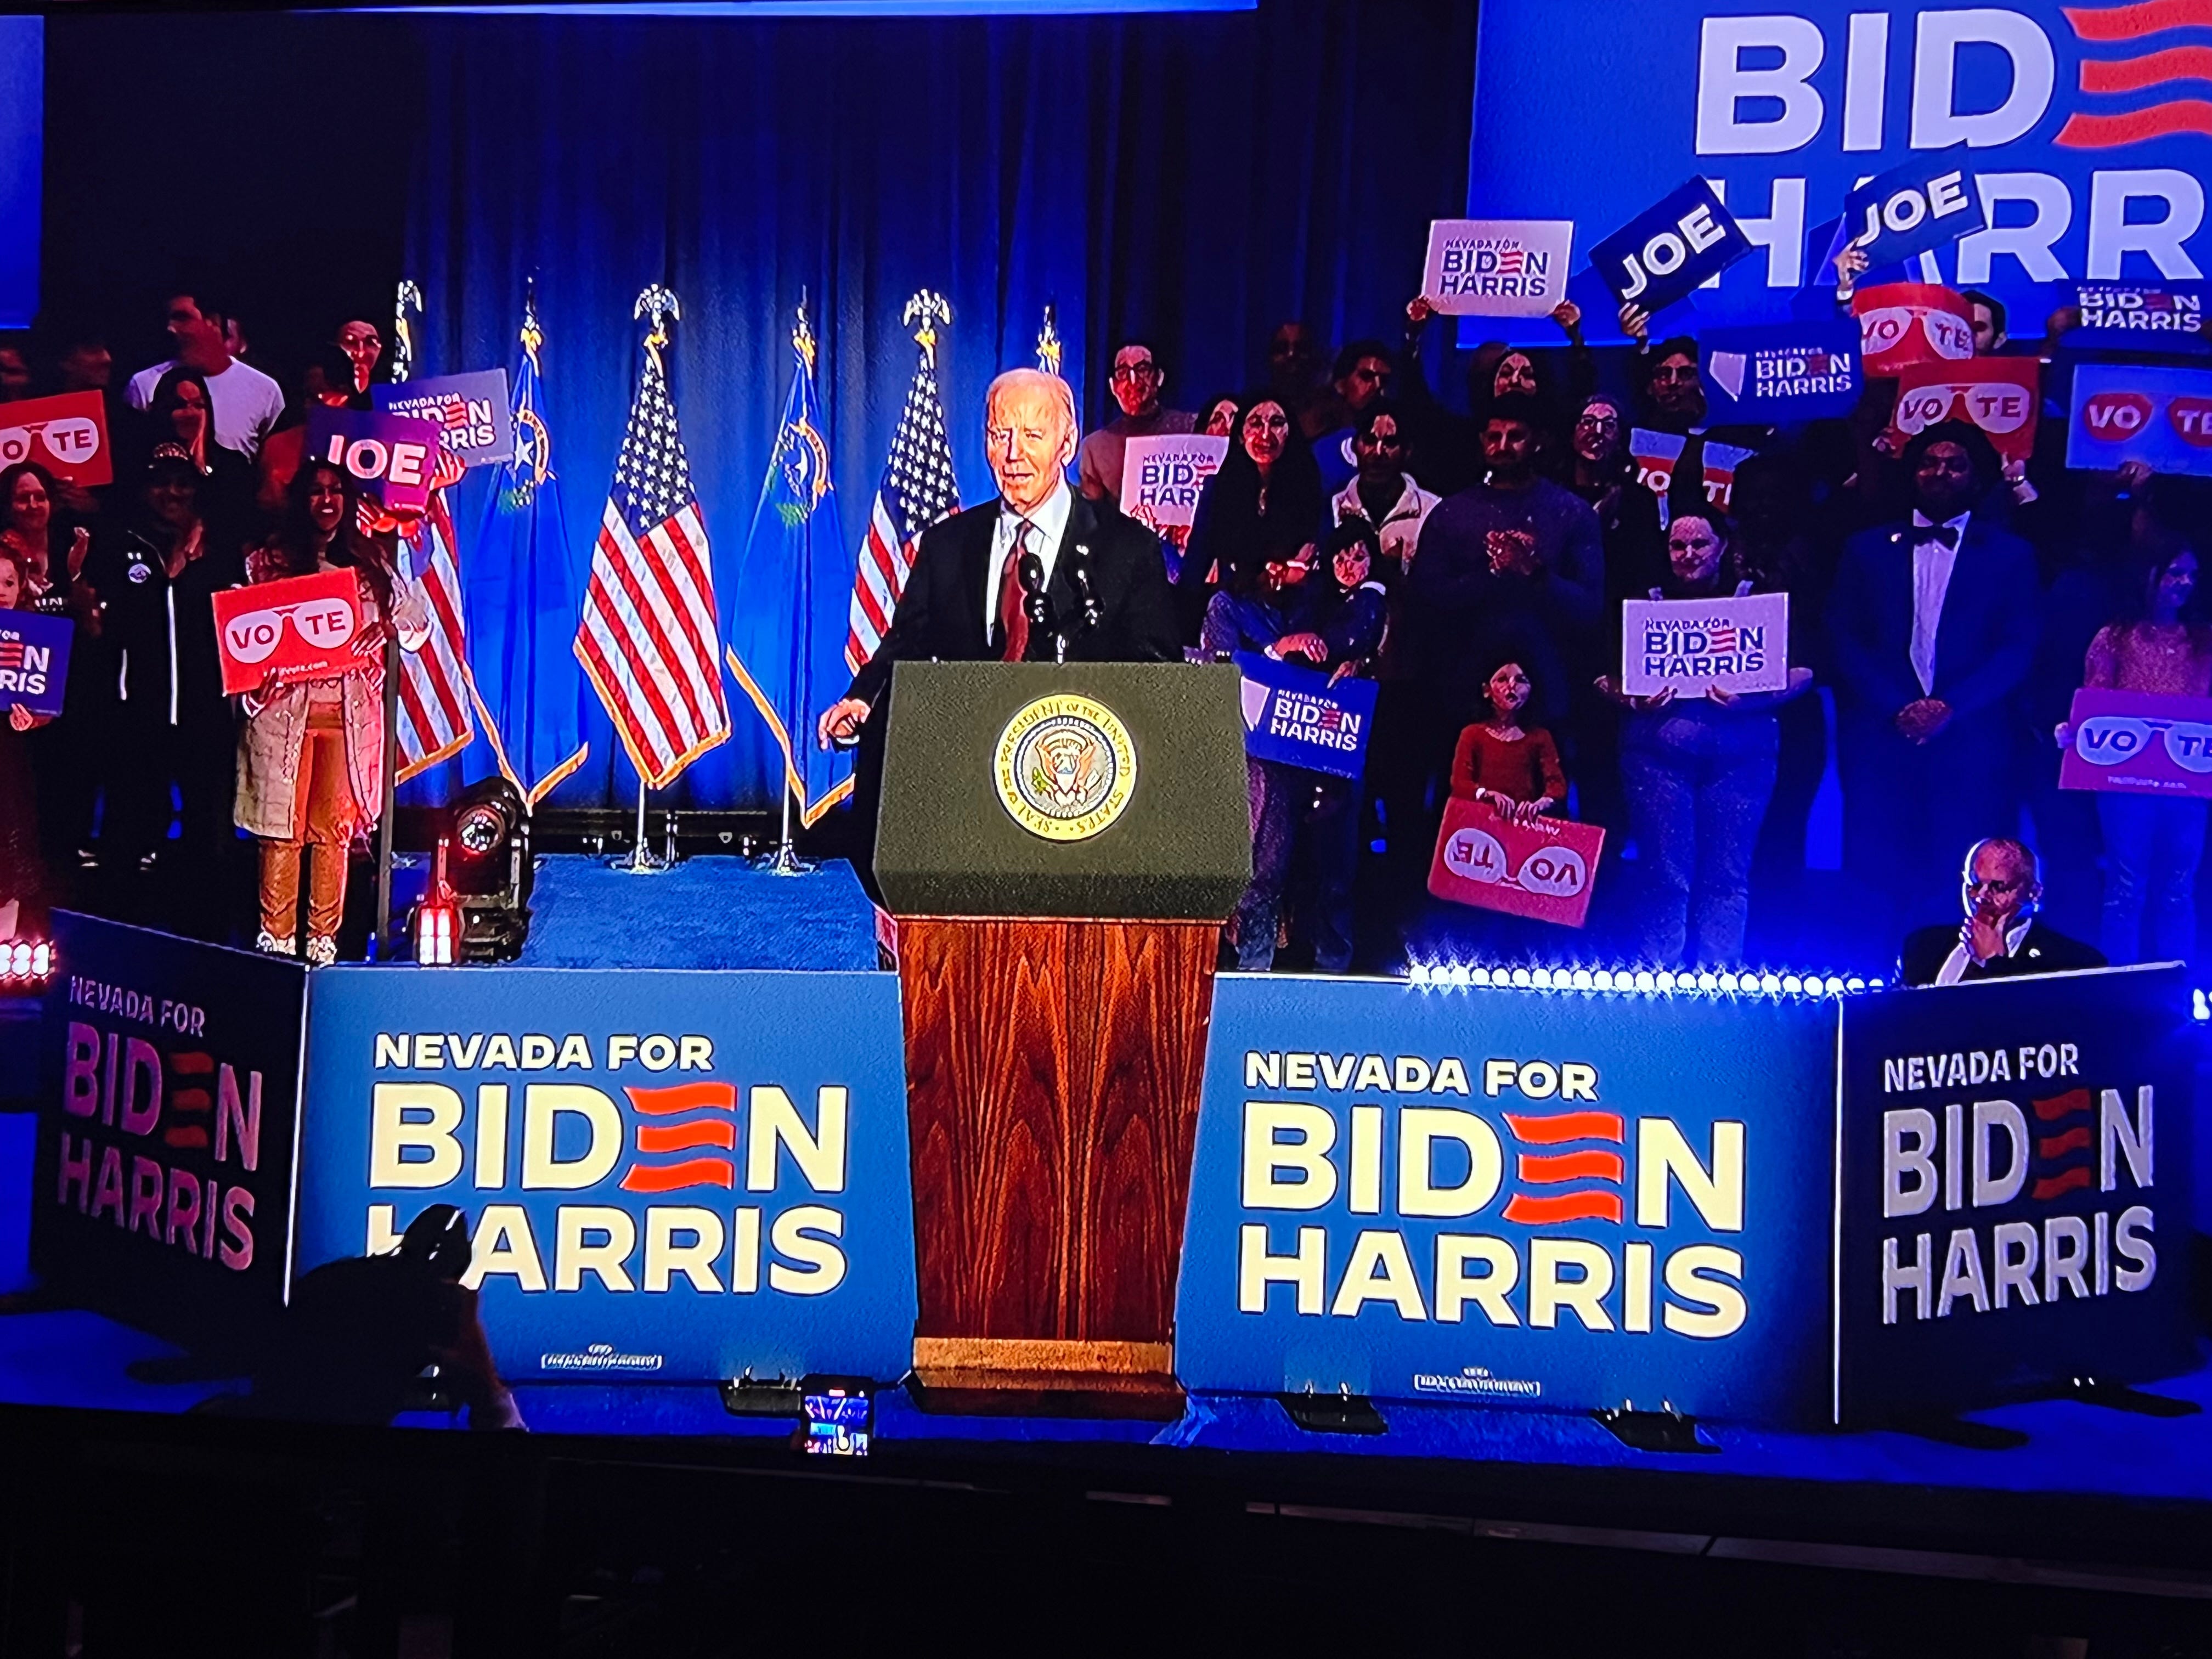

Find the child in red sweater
[[1450, 658, 1566, 822]]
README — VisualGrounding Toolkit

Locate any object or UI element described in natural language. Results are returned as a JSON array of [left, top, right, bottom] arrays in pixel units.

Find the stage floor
[[517, 853, 880, 970]]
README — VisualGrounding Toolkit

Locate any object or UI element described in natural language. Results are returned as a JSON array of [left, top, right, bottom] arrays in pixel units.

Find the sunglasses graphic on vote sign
[[0, 415, 103, 472], [223, 594, 359, 664], [2074, 711, 2212, 774]]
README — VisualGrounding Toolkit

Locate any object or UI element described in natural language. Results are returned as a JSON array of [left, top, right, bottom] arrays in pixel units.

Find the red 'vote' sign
[[1427, 793, 1606, 928], [210, 568, 365, 695]]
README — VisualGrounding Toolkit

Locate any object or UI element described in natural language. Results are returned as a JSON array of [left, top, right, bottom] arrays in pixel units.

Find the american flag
[[396, 479, 476, 780], [574, 286, 729, 789], [845, 291, 961, 674]]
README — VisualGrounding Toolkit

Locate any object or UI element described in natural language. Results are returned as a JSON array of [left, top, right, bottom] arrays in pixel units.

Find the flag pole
[[612, 774, 670, 875]]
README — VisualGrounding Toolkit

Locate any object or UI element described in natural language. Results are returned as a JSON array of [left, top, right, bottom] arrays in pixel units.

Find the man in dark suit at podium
[[1901, 837, 2106, 986], [817, 367, 1182, 751]]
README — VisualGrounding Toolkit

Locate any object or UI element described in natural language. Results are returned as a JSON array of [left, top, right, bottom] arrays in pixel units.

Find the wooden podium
[[874, 662, 1250, 1415]]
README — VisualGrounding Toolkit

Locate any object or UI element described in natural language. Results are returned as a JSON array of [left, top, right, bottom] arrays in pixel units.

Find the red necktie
[[997, 521, 1032, 662]]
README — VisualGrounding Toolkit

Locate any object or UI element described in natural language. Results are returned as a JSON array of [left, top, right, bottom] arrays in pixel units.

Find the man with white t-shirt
[[125, 290, 284, 460]]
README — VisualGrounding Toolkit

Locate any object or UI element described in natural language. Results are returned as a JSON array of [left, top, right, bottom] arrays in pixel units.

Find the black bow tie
[[1911, 524, 1960, 551]]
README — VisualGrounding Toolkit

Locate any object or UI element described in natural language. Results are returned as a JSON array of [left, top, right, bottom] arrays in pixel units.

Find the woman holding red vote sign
[[235, 459, 427, 964]]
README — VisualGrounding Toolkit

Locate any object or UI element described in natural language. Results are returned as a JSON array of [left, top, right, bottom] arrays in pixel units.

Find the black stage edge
[[6, 1402, 2212, 1656]]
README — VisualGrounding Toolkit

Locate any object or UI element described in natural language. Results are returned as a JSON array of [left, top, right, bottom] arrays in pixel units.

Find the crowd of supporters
[[2, 276, 2206, 979], [1088, 288, 2210, 978]]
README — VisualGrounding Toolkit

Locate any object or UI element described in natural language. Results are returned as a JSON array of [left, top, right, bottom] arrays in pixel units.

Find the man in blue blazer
[[1830, 421, 2040, 956]]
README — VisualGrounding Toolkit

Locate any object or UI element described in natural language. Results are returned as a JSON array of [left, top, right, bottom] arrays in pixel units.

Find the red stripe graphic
[[1516, 1149, 1625, 1185], [2034, 1166, 2096, 1201], [1503, 1190, 1625, 1225], [2039, 1125, 2094, 1158], [636, 1119, 736, 1154], [2034, 1088, 2094, 1122], [2057, 100, 2212, 146], [620, 1157, 735, 1193], [162, 1127, 208, 1150], [1503, 1110, 1623, 1145], [2065, 0, 2212, 41], [625, 1082, 738, 1115], [2081, 42, 2212, 89], [171, 1052, 213, 1075], [171, 1088, 211, 1115]]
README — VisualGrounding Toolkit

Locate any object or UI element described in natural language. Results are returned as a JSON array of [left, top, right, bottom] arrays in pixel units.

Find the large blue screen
[[1468, 1, 2212, 341], [0, 18, 36, 331]]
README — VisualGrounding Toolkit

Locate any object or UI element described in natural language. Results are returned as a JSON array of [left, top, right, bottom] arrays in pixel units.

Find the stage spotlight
[[416, 777, 535, 963]]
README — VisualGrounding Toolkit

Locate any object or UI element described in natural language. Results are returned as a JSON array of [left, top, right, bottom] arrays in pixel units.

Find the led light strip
[[1406, 960, 1878, 999]]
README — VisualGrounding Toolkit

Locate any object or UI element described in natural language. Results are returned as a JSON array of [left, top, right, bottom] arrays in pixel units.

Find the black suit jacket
[[845, 490, 1182, 707], [1900, 918, 2107, 987]]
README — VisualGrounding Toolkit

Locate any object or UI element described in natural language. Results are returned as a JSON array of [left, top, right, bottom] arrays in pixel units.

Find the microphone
[[1019, 550, 1050, 634], [1070, 549, 1101, 629]]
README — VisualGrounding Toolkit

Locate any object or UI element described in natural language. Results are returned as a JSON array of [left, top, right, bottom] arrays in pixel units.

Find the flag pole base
[[754, 842, 816, 877], [605, 847, 673, 876]]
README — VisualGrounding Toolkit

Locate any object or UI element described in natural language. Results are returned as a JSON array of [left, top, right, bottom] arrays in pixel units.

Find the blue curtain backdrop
[[42, 2, 1475, 810]]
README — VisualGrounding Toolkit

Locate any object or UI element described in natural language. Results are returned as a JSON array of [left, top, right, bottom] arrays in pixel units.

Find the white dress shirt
[[1909, 509, 1970, 697], [1935, 914, 2030, 986], [984, 479, 1073, 635], [125, 356, 286, 460]]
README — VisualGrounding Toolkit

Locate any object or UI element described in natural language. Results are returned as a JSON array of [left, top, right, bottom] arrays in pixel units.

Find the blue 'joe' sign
[[1235, 653, 1376, 781], [1588, 178, 1752, 318]]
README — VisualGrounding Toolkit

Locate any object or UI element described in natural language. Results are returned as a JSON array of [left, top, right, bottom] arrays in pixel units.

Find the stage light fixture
[[411, 777, 535, 963]]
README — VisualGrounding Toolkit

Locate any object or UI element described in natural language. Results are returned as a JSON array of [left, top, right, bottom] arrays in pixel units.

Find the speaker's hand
[[818, 697, 871, 749]]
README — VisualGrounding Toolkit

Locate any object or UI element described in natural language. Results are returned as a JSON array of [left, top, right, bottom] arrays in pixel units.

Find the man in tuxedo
[[1830, 420, 2040, 953], [1902, 838, 2106, 986]]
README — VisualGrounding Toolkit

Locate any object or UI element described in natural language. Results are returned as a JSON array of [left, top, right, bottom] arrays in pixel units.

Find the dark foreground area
[[3, 1403, 2211, 1659]]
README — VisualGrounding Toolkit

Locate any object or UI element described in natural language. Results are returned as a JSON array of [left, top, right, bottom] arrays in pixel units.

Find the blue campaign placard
[[1465, 3, 2212, 343], [1834, 967, 2197, 1425], [1234, 653, 1376, 781], [2067, 281, 2208, 352], [1825, 149, 1986, 276], [374, 369, 516, 467], [2067, 363, 2212, 479], [34, 913, 308, 1355], [0, 608, 72, 718], [1173, 977, 1838, 1426], [294, 967, 918, 1386], [1586, 178, 1753, 319], [1699, 319, 1863, 424]]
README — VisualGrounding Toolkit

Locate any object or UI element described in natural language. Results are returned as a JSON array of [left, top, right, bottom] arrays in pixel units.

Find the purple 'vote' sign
[[2059, 688, 2212, 798]]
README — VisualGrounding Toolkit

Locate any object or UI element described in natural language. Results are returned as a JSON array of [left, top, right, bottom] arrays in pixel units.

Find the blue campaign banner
[[1235, 653, 1376, 781], [1699, 319, 1863, 423], [1587, 178, 1753, 318], [2066, 363, 2212, 479], [294, 967, 918, 1385], [1825, 148, 1985, 276], [1835, 967, 2197, 1425], [0, 609, 73, 718], [1173, 977, 1838, 1426], [1466, 2, 2212, 343], [2068, 281, 2208, 351], [33, 913, 309, 1356], [374, 370, 516, 468]]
